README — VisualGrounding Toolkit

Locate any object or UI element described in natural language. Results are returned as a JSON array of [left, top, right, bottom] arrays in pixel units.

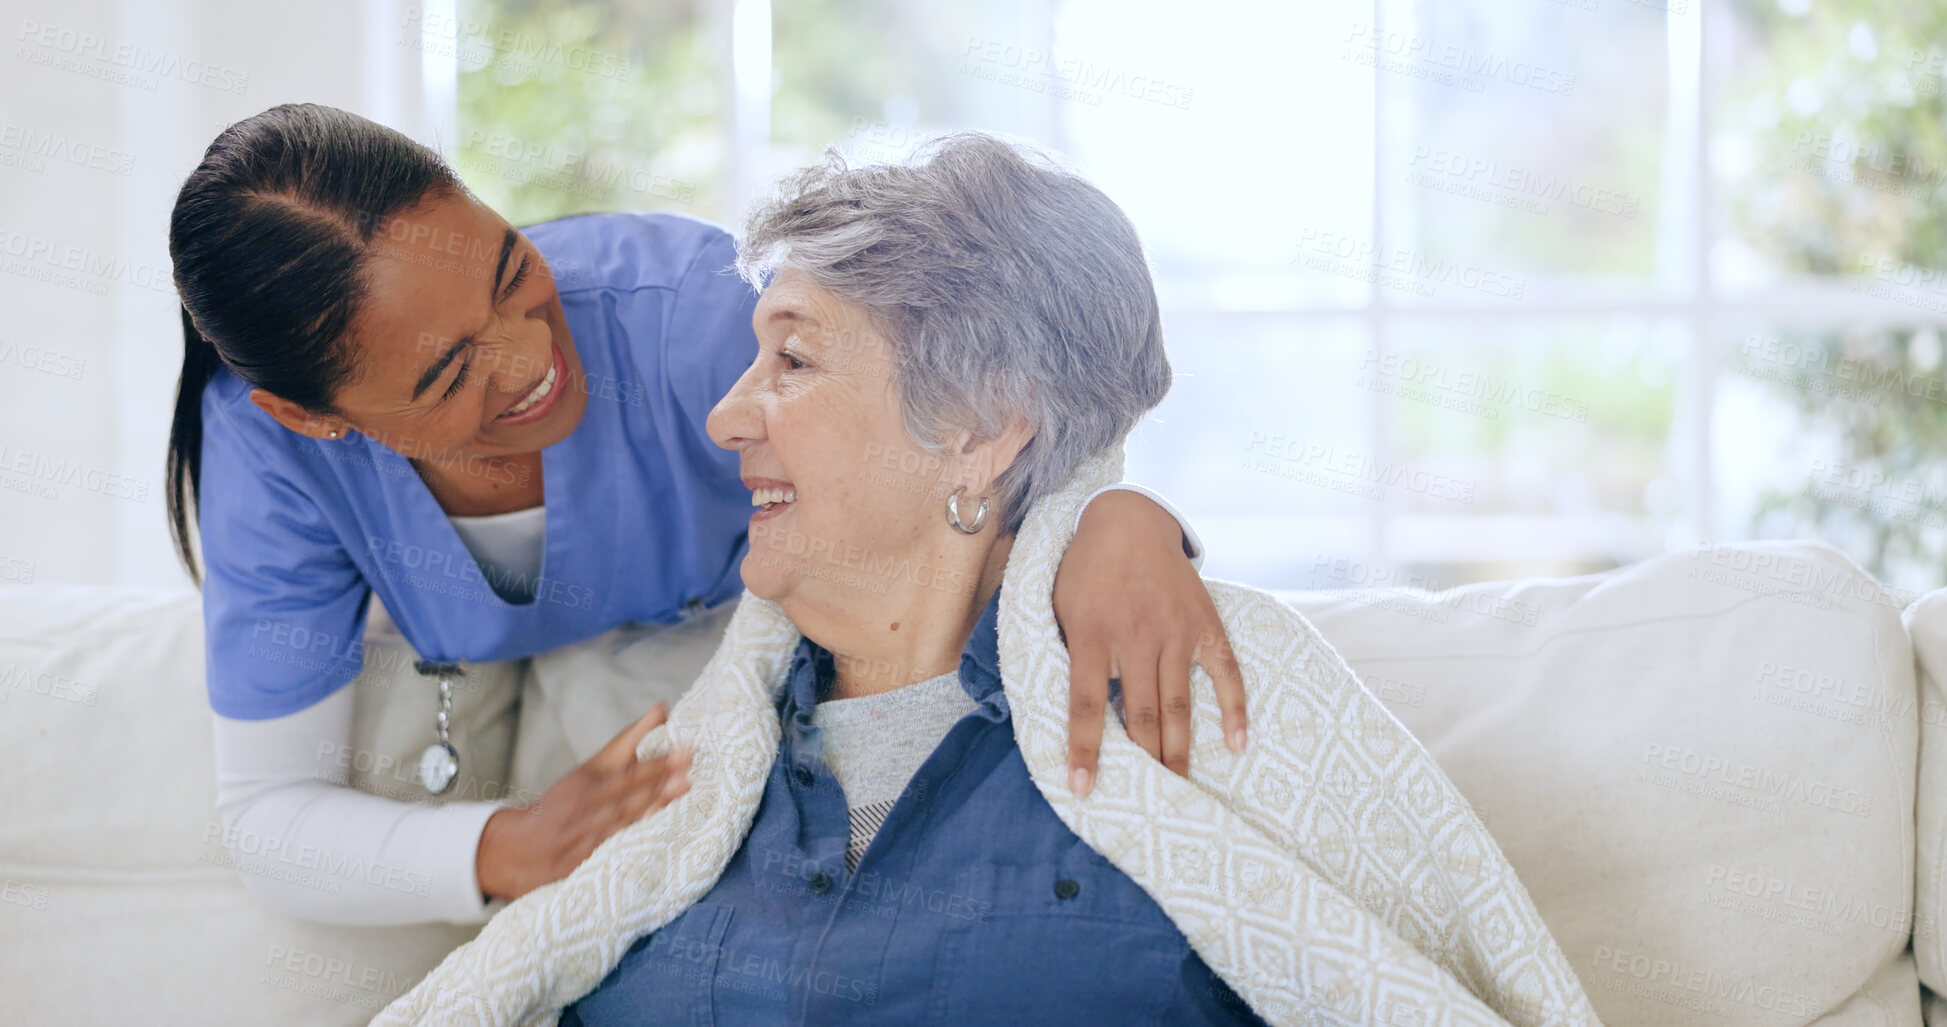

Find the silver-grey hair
[[735, 131, 1172, 533]]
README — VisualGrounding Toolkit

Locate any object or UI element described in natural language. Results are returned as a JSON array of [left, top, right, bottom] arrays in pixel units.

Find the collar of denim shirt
[[781, 586, 1010, 741]]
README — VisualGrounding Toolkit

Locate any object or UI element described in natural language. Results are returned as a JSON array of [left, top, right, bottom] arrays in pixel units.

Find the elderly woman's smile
[[746, 481, 796, 513]]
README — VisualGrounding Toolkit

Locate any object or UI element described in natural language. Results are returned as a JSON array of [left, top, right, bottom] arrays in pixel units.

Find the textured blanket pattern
[[372, 447, 1600, 1026]]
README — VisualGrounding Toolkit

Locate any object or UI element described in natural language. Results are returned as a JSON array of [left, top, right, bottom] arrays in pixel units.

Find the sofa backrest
[[0, 538, 1930, 1025], [1280, 540, 1922, 1025]]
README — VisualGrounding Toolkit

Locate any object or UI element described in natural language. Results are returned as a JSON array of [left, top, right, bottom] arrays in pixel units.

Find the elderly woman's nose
[[706, 365, 766, 450]]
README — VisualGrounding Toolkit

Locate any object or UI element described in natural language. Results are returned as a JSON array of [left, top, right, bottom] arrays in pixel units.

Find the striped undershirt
[[810, 668, 979, 871]]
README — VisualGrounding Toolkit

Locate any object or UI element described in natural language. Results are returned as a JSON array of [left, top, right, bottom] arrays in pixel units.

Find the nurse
[[168, 104, 1247, 926]]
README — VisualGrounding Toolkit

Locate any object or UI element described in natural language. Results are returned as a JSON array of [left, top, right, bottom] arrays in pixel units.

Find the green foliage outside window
[[454, 0, 724, 225], [1728, 0, 1947, 589]]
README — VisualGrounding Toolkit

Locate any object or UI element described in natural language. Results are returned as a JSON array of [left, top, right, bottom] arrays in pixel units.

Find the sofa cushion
[[0, 586, 484, 1026], [1901, 589, 1947, 1005], [1280, 541, 1920, 1026]]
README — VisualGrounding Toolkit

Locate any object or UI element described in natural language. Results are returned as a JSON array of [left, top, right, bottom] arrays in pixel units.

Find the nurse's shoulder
[[522, 212, 737, 299]]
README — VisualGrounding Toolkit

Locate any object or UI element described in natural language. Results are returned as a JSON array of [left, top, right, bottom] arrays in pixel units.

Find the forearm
[[211, 685, 506, 926]]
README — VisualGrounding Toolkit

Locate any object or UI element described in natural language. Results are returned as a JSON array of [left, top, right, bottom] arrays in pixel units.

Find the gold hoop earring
[[946, 486, 989, 535]]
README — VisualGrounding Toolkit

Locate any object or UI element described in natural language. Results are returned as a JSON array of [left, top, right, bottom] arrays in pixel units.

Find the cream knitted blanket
[[372, 448, 1601, 1026]]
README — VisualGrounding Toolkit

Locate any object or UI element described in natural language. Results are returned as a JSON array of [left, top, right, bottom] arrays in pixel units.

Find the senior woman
[[377, 134, 1598, 1026]]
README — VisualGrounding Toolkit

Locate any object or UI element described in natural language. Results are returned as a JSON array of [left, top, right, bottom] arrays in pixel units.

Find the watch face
[[419, 742, 460, 795]]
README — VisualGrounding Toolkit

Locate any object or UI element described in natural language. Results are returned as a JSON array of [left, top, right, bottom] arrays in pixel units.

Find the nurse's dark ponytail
[[167, 306, 225, 583], [166, 103, 462, 584]]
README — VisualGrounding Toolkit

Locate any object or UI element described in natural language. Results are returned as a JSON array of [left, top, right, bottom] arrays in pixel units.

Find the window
[[441, 0, 1947, 592]]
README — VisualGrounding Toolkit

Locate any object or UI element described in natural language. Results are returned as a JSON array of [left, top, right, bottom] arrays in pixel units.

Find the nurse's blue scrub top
[[197, 212, 759, 720]]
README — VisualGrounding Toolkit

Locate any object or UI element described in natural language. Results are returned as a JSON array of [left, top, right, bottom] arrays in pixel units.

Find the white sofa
[[1, 540, 1940, 1025]]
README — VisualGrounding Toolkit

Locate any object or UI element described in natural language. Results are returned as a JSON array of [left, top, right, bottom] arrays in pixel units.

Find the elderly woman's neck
[[788, 533, 1016, 701]]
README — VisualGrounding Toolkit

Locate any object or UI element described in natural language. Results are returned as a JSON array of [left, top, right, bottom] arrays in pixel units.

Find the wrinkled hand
[[1053, 490, 1246, 798], [475, 703, 692, 901]]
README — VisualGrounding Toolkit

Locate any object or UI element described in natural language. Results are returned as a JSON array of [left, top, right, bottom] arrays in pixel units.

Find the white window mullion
[[1692, 3, 1718, 545], [713, 0, 772, 224], [1662, 0, 1713, 545], [1367, 0, 1391, 571]]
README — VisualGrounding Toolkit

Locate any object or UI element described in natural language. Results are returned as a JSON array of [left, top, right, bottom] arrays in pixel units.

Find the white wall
[[1, 0, 448, 588]]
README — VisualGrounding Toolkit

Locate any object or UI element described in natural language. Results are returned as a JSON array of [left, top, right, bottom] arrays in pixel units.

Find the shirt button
[[808, 872, 834, 895], [1054, 878, 1080, 901], [793, 766, 815, 788]]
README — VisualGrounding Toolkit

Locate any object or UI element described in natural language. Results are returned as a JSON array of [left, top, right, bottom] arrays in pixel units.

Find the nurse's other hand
[[475, 703, 692, 902], [1055, 489, 1247, 797]]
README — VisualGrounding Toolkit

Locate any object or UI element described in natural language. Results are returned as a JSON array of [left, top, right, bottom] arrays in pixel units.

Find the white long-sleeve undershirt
[[210, 684, 511, 926]]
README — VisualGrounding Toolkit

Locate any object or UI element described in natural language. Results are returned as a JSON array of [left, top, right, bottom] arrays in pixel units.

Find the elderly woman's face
[[707, 270, 955, 606]]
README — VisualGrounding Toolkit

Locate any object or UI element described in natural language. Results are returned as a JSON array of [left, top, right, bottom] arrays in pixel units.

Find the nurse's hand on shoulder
[[475, 703, 692, 902], [1054, 490, 1247, 798]]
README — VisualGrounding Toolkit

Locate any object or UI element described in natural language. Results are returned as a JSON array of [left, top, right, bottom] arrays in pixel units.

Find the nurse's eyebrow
[[411, 228, 520, 401]]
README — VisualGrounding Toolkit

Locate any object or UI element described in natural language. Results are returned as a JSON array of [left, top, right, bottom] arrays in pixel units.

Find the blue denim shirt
[[562, 588, 1267, 1026]]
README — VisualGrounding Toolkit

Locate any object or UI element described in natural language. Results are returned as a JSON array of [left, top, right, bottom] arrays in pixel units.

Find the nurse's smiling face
[[246, 188, 589, 468]]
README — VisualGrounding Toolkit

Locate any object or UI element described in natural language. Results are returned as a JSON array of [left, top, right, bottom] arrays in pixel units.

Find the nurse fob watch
[[412, 660, 464, 795]]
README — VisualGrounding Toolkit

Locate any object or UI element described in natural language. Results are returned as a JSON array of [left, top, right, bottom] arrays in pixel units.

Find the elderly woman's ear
[[943, 419, 1034, 517]]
